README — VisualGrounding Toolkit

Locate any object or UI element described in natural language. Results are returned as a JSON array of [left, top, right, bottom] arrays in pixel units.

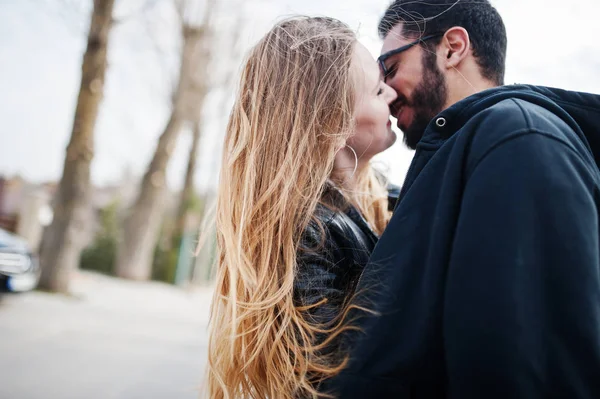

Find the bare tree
[[173, 121, 202, 243], [187, 8, 247, 285], [115, 0, 215, 280], [38, 0, 116, 293]]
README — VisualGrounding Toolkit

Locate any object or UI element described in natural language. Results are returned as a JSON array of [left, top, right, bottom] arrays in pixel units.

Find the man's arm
[[445, 131, 600, 398]]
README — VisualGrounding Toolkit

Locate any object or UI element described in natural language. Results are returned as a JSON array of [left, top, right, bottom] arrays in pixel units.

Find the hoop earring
[[346, 144, 358, 178]]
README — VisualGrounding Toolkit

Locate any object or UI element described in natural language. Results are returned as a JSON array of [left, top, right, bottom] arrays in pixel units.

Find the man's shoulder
[[470, 96, 576, 139], [463, 96, 585, 166]]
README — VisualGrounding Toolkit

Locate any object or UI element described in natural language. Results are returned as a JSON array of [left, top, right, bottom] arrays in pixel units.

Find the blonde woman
[[208, 17, 398, 398]]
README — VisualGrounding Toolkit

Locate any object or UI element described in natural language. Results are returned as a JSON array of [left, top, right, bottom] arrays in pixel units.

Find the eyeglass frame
[[377, 33, 444, 78]]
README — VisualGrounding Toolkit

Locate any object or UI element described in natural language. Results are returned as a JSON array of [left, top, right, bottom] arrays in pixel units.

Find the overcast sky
[[1, 0, 599, 192]]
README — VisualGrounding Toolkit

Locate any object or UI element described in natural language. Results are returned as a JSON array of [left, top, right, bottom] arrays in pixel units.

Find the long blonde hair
[[208, 16, 390, 399]]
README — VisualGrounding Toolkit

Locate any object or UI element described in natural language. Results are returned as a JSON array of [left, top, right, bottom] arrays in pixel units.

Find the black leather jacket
[[293, 186, 398, 355]]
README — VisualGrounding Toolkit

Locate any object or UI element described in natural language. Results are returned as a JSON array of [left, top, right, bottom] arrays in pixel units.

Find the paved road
[[0, 272, 212, 399]]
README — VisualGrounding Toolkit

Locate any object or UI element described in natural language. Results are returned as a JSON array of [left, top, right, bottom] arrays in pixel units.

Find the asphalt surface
[[0, 272, 212, 399]]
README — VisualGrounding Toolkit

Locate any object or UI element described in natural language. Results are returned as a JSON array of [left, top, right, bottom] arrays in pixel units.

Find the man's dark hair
[[378, 0, 507, 85]]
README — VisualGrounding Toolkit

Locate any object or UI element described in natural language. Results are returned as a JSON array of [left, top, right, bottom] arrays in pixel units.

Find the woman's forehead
[[351, 43, 381, 92]]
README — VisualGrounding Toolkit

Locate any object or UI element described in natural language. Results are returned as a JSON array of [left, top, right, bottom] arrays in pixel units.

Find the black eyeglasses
[[377, 33, 443, 78]]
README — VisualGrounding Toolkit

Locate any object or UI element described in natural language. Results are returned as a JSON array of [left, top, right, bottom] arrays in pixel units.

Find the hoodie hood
[[424, 84, 600, 168]]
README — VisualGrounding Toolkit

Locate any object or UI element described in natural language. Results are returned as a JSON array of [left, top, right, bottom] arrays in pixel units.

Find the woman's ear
[[440, 27, 470, 69]]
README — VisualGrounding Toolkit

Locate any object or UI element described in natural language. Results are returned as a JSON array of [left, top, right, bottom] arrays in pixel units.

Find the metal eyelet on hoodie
[[435, 117, 447, 128]]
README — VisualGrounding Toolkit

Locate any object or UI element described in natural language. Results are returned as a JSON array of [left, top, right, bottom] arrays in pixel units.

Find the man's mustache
[[390, 95, 409, 115]]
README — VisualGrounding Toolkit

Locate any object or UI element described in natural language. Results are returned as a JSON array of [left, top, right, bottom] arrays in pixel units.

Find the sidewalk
[[0, 271, 213, 399]]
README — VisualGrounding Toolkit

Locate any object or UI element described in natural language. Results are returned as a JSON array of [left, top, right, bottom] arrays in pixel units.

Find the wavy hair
[[207, 16, 390, 399]]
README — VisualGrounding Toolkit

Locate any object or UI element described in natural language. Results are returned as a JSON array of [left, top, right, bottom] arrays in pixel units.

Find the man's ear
[[440, 27, 470, 69]]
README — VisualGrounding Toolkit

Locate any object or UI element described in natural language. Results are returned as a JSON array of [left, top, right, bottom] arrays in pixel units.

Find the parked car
[[0, 227, 40, 292]]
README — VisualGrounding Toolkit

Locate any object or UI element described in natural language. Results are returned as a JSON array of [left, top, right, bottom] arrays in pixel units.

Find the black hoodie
[[328, 85, 600, 398]]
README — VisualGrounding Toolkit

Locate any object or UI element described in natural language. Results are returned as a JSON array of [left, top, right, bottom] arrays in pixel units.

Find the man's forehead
[[380, 23, 411, 54]]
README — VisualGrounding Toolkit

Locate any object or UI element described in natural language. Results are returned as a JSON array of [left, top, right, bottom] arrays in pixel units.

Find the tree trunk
[[38, 0, 115, 293], [114, 25, 205, 280], [115, 113, 183, 280], [173, 120, 201, 244]]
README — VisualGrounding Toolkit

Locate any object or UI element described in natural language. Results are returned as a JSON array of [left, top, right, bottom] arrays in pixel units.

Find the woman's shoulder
[[305, 202, 359, 245], [300, 203, 346, 263], [300, 200, 375, 272], [305, 184, 380, 250], [303, 187, 348, 242]]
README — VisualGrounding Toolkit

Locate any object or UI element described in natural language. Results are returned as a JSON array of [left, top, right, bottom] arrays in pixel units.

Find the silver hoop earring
[[346, 144, 358, 178]]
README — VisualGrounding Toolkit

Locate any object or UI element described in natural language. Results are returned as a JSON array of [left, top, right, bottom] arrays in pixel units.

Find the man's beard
[[400, 51, 448, 150]]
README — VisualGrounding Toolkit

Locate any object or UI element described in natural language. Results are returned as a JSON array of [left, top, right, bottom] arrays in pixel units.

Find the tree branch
[[112, 0, 162, 25]]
